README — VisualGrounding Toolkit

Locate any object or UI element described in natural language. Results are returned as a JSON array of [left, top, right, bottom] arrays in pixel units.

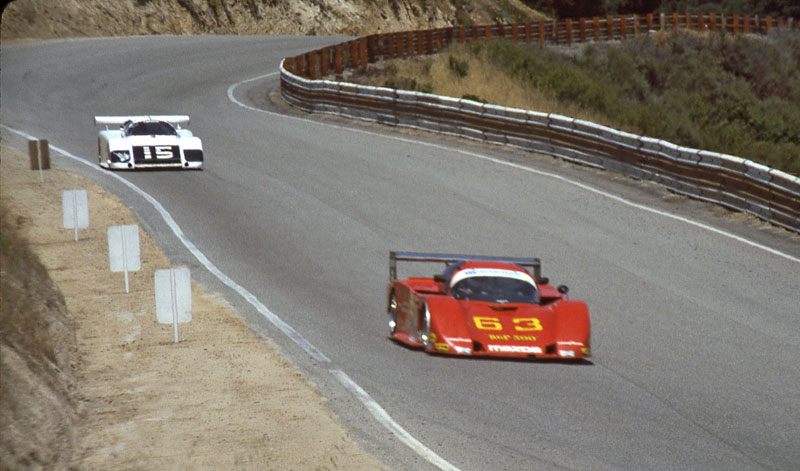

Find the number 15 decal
[[473, 316, 542, 331]]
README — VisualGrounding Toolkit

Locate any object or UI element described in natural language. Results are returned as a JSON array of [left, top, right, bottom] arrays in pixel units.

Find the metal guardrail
[[279, 14, 800, 233], [284, 14, 798, 79]]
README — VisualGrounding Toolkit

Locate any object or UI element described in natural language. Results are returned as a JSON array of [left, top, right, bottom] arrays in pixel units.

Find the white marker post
[[62, 189, 89, 241], [108, 225, 141, 293], [155, 267, 191, 343]]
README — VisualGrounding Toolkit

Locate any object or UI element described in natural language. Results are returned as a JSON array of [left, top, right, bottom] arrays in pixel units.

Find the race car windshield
[[126, 121, 177, 136], [451, 276, 538, 304]]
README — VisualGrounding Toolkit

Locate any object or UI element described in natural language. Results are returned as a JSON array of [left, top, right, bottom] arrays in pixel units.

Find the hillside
[[1, 0, 547, 40]]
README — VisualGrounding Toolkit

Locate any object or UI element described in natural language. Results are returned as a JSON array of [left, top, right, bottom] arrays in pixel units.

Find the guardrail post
[[538, 21, 546, 43], [511, 23, 519, 42], [39, 140, 50, 169], [366, 35, 375, 63], [321, 48, 329, 76], [709, 12, 717, 31], [606, 16, 614, 39], [459, 26, 466, 43], [565, 19, 572, 45], [306, 52, 316, 79], [765, 16, 772, 33], [387, 33, 395, 59], [350, 40, 358, 69], [646, 13, 653, 31], [359, 37, 368, 69], [426, 30, 434, 54], [406, 31, 414, 57], [28, 140, 39, 170], [334, 44, 343, 76], [485, 24, 492, 42], [620, 15, 627, 39], [579, 18, 586, 42], [592, 17, 599, 40], [397, 32, 404, 57]]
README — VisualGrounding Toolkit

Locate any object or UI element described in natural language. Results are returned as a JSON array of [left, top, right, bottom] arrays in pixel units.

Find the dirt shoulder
[[0, 143, 389, 470]]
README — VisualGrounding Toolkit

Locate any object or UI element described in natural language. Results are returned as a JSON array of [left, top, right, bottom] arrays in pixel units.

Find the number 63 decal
[[473, 316, 542, 331]]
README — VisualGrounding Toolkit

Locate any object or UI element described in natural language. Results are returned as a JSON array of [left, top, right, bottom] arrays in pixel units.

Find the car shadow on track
[[389, 338, 594, 366]]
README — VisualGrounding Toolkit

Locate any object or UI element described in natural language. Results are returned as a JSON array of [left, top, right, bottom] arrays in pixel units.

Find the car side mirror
[[433, 274, 446, 283], [539, 277, 549, 285], [557, 285, 569, 295]]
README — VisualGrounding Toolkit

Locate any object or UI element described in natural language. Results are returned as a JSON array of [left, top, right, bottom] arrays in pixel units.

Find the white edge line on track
[[2, 122, 462, 471], [237, 76, 470, 471], [330, 368, 463, 471], [228, 72, 800, 265]]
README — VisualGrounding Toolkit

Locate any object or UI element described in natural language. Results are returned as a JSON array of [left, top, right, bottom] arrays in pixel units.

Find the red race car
[[386, 252, 591, 360]]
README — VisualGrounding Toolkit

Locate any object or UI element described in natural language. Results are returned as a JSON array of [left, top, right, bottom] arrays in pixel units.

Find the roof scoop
[[489, 304, 518, 311]]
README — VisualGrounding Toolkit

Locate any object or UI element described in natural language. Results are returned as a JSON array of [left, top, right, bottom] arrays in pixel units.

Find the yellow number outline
[[513, 317, 543, 331], [473, 316, 502, 331]]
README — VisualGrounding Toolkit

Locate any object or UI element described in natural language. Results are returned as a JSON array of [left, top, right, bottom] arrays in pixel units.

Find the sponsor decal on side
[[444, 337, 472, 343], [487, 344, 543, 354]]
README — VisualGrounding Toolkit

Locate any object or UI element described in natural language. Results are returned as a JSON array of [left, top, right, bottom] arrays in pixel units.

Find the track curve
[[2, 36, 799, 471]]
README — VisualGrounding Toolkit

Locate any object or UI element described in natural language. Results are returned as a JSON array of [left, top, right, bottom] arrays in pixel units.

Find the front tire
[[388, 293, 398, 338], [419, 303, 431, 350]]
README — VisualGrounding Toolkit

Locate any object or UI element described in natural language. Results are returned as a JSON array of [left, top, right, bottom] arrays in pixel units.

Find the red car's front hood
[[458, 301, 556, 352]]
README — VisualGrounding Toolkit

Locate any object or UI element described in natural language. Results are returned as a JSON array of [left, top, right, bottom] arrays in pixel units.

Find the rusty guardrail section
[[280, 13, 800, 233]]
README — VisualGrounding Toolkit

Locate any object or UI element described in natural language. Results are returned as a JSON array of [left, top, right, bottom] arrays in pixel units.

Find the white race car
[[95, 115, 203, 170]]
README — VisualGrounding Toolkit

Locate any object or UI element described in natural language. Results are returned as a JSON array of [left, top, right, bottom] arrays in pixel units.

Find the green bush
[[469, 31, 800, 175]]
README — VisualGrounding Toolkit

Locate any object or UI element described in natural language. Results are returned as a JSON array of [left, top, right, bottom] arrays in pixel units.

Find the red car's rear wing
[[389, 251, 545, 284]]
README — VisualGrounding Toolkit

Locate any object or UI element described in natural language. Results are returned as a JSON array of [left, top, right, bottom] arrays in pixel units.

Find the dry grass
[[355, 42, 617, 126]]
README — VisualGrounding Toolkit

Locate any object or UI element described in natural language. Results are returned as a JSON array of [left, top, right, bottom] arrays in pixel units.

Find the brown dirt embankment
[[0, 143, 390, 471]]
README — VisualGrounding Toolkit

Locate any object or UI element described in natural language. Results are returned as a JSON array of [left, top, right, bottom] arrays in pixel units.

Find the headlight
[[110, 150, 131, 163]]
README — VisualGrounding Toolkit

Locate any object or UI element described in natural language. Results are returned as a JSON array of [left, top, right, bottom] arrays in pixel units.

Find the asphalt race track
[[2, 36, 799, 471]]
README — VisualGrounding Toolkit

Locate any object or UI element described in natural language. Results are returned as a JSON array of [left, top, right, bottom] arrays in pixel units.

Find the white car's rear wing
[[94, 115, 191, 128]]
